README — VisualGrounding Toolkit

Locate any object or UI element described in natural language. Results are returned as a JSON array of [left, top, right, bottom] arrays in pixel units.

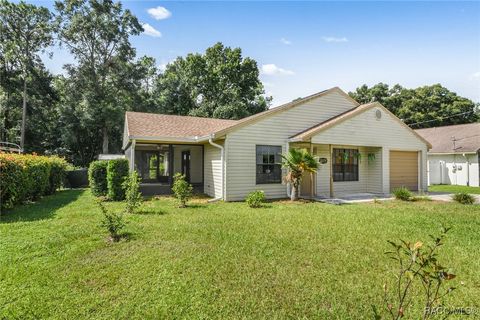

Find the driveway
[[427, 192, 480, 203]]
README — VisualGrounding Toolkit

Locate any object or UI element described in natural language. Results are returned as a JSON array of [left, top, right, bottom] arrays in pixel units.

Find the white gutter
[[129, 134, 213, 143], [208, 136, 225, 202]]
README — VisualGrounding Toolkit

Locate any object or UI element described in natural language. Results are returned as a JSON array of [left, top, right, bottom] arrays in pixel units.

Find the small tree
[[123, 170, 142, 214], [172, 173, 193, 208], [281, 149, 319, 201], [377, 226, 457, 320], [97, 199, 125, 242]]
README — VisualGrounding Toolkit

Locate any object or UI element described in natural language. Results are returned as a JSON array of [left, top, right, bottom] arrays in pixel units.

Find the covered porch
[[125, 142, 204, 196], [290, 142, 386, 199]]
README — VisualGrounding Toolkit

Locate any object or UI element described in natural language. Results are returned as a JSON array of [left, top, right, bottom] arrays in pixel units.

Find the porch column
[[130, 139, 136, 171], [310, 143, 315, 198], [381, 147, 390, 194], [168, 144, 174, 186]]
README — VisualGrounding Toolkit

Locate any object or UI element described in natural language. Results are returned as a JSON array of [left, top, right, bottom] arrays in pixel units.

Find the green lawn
[[429, 184, 480, 194], [1, 190, 479, 319]]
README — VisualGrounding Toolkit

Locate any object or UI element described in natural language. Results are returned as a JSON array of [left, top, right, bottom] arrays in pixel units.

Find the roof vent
[[375, 109, 382, 120]]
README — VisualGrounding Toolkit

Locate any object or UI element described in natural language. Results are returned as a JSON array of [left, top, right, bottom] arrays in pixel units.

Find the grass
[[429, 184, 480, 194], [1, 190, 479, 319]]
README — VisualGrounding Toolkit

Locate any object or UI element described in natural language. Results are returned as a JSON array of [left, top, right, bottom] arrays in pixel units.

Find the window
[[332, 148, 359, 181], [256, 145, 282, 184]]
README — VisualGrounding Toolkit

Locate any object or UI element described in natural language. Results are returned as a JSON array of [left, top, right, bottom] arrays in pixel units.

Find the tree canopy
[[0, 0, 54, 149], [155, 42, 270, 119], [54, 0, 143, 156], [1, 0, 479, 166], [349, 83, 479, 128]]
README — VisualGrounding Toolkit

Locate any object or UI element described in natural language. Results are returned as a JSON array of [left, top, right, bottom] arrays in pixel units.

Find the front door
[[181, 150, 191, 182]]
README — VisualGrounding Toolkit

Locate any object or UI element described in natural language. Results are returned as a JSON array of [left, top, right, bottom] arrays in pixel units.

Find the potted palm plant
[[281, 148, 319, 201]]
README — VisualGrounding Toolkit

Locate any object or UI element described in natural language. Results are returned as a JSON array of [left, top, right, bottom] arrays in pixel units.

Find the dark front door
[[181, 150, 191, 182]]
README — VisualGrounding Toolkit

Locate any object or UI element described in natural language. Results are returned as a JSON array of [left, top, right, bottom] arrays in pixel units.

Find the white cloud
[[261, 64, 294, 76], [322, 36, 348, 43], [280, 38, 292, 45], [147, 6, 172, 20], [142, 23, 162, 38], [471, 71, 480, 79]]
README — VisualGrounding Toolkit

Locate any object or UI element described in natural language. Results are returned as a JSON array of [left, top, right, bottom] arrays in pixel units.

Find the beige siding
[[311, 107, 428, 193], [225, 92, 358, 201], [366, 147, 383, 193], [314, 145, 383, 197], [204, 142, 223, 198]]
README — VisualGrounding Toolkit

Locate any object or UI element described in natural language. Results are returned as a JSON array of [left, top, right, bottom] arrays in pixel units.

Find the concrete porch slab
[[313, 193, 393, 205]]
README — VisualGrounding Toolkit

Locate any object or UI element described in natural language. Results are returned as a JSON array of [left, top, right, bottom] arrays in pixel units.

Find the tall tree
[[55, 0, 143, 154], [349, 83, 479, 128], [0, 0, 54, 150], [155, 42, 271, 120]]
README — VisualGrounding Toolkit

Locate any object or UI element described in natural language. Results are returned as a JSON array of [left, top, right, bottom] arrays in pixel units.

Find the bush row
[[0, 153, 68, 209], [88, 159, 129, 200]]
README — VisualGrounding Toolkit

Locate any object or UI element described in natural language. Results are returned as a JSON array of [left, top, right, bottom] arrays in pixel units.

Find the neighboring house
[[416, 123, 480, 187], [123, 87, 431, 200]]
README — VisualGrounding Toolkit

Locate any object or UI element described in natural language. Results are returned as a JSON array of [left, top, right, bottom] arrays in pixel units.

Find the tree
[[349, 83, 479, 128], [54, 0, 143, 154], [155, 42, 271, 120], [281, 149, 318, 201], [0, 0, 54, 150]]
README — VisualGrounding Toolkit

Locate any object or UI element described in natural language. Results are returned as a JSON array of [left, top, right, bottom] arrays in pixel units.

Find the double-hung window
[[332, 148, 359, 181], [256, 145, 282, 184]]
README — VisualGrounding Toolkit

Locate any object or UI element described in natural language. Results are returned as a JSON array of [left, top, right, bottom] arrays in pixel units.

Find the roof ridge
[[126, 111, 239, 123], [415, 122, 480, 131]]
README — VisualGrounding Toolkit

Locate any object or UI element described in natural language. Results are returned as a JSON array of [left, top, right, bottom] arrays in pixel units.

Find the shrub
[[392, 187, 412, 201], [107, 159, 129, 201], [123, 171, 143, 214], [245, 190, 265, 208], [46, 157, 68, 195], [24, 156, 51, 200], [0, 153, 68, 209], [97, 199, 126, 242], [452, 192, 475, 205], [376, 226, 457, 319], [88, 161, 108, 197], [172, 173, 193, 208]]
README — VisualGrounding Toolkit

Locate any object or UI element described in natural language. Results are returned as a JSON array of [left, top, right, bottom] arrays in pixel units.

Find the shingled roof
[[415, 123, 480, 153], [125, 112, 238, 139]]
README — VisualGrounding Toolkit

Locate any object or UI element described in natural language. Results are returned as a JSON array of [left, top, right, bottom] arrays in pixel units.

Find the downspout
[[208, 136, 224, 202], [463, 153, 470, 186]]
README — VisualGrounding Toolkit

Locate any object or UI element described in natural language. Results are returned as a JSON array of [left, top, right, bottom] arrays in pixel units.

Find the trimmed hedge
[[88, 161, 108, 196], [107, 159, 129, 201], [0, 153, 68, 209]]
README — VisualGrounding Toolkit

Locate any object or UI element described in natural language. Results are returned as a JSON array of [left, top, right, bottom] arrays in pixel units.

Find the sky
[[33, 0, 480, 106]]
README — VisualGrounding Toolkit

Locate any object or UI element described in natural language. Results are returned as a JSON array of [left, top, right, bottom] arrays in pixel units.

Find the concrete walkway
[[427, 192, 480, 203], [314, 192, 480, 205], [314, 193, 393, 205]]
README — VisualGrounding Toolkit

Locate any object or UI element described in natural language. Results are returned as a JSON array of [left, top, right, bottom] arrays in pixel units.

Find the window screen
[[332, 148, 359, 182], [256, 145, 282, 184]]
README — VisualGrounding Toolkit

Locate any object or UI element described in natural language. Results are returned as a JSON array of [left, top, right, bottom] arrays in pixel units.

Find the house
[[415, 123, 480, 187], [122, 87, 431, 200]]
